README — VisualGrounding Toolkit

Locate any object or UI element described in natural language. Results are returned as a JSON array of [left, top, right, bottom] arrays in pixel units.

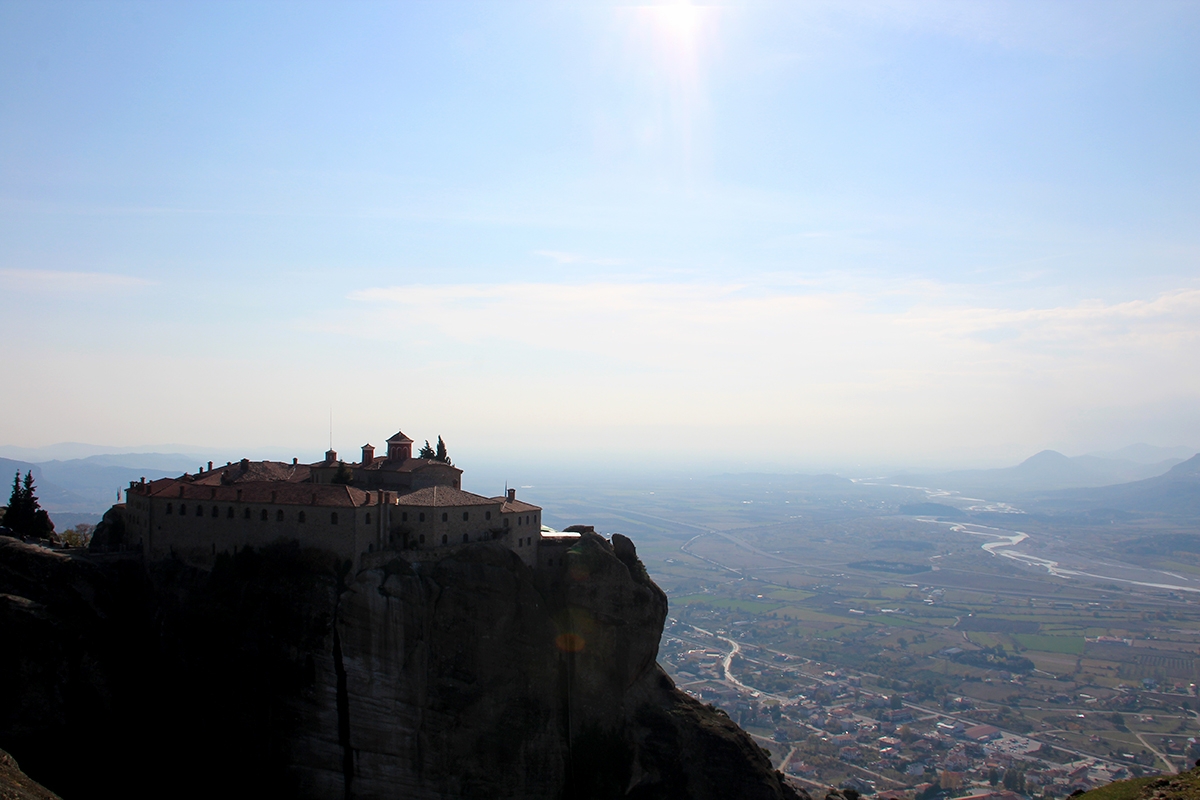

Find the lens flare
[[555, 633, 587, 653]]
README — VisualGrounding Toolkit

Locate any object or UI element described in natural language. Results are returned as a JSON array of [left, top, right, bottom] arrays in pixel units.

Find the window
[[243, 508, 251, 520], [485, 511, 491, 520], [441, 512, 448, 522], [402, 512, 408, 522], [419, 512, 425, 522], [419, 534, 425, 544], [212, 506, 219, 518], [196, 505, 204, 517], [276, 509, 284, 522], [298, 511, 306, 523], [365, 513, 371, 524], [330, 512, 338, 525], [462, 533, 469, 543], [166, 503, 173, 515], [261, 509, 268, 521], [441, 534, 447, 544], [227, 507, 234, 518], [462, 511, 469, 521]]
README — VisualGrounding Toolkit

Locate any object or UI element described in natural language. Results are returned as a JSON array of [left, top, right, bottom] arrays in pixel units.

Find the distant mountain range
[[0, 454, 196, 520], [893, 446, 1194, 495], [1026, 453, 1200, 518]]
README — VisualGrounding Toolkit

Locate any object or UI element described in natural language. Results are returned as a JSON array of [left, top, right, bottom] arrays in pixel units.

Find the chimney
[[140, 477, 146, 486], [507, 488, 516, 502], [240, 458, 250, 472], [361, 444, 375, 466], [208, 461, 213, 472], [292, 457, 298, 465]]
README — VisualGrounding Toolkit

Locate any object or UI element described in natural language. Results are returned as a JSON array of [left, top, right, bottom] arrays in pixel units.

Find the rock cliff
[[0, 533, 804, 800]]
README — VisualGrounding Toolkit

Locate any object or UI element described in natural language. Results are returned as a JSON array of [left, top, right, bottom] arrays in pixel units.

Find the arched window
[[298, 511, 306, 523], [441, 534, 447, 545], [462, 511, 469, 521], [419, 534, 425, 544], [419, 512, 425, 522], [179, 504, 186, 516], [276, 509, 284, 522], [330, 512, 338, 525], [166, 503, 173, 515], [485, 511, 491, 520], [441, 512, 448, 522], [212, 506, 219, 518], [365, 513, 371, 524], [227, 507, 234, 518], [196, 505, 204, 517], [462, 533, 469, 543], [260, 509, 268, 521], [243, 508, 251, 520]]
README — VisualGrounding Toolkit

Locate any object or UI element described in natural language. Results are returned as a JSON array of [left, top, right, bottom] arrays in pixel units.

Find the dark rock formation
[[0, 748, 61, 800], [0, 533, 804, 800]]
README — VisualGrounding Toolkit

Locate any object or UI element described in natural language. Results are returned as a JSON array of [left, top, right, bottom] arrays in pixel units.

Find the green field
[[1013, 634, 1086, 654], [671, 594, 783, 614]]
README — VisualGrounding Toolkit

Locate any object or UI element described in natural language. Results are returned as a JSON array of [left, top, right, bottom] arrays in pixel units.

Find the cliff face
[[0, 533, 802, 800]]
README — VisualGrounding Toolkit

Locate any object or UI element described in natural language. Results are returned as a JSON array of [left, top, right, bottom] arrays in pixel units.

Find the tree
[[418, 440, 436, 459], [331, 461, 354, 485], [59, 523, 94, 548], [435, 436, 451, 465], [2, 470, 54, 540]]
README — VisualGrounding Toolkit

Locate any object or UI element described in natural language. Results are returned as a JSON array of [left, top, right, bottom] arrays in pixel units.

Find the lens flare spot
[[556, 633, 586, 653]]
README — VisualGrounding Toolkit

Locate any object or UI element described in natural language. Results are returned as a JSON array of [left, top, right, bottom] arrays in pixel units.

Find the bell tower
[[386, 430, 413, 461]]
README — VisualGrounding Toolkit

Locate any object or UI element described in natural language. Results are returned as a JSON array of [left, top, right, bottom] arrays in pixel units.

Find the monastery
[[120, 429, 580, 570]]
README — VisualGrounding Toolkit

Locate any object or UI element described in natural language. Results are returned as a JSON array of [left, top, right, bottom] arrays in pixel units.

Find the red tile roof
[[189, 461, 311, 485], [495, 498, 540, 513], [313, 457, 463, 475], [393, 486, 500, 508], [386, 431, 413, 443]]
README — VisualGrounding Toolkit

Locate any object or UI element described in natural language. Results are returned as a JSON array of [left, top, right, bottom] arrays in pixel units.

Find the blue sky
[[1, 1, 1198, 474]]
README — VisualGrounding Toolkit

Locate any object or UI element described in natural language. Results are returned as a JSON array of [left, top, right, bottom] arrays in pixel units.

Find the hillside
[[1027, 454, 1200, 518], [892, 450, 1187, 495], [1078, 764, 1200, 800]]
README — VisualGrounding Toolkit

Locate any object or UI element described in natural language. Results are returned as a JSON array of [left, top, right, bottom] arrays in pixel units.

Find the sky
[[1, 0, 1198, 477]]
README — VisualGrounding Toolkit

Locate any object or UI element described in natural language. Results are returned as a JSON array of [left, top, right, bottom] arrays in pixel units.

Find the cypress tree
[[418, 440, 436, 459], [2, 470, 54, 539], [435, 436, 451, 465], [331, 461, 354, 485]]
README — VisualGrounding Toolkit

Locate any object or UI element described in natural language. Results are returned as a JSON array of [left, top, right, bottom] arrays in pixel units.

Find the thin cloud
[[534, 250, 626, 266]]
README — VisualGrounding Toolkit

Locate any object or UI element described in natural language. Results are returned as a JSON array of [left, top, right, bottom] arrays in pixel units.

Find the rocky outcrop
[[0, 533, 803, 800], [0, 749, 61, 800]]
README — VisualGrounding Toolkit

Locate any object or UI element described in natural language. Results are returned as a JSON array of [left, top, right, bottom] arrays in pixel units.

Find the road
[[1135, 732, 1178, 774]]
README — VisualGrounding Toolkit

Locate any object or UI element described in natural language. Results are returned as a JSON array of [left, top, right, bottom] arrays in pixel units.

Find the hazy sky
[[1, 1, 1198, 474]]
